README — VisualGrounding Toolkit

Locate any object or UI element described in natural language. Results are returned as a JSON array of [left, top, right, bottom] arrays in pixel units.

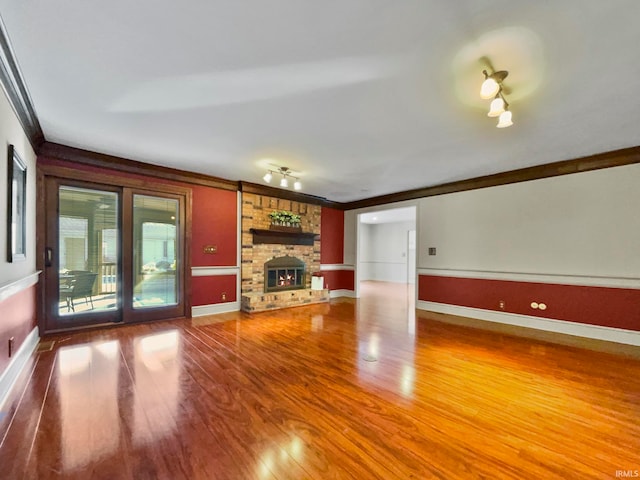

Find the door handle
[[44, 247, 53, 267]]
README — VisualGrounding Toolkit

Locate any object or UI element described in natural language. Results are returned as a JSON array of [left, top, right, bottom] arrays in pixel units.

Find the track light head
[[480, 70, 508, 99], [497, 109, 513, 128], [487, 96, 505, 117]]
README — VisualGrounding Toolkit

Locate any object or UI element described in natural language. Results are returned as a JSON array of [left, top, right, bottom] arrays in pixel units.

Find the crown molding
[[37, 140, 640, 211], [38, 142, 239, 191], [239, 181, 342, 208], [342, 145, 640, 210], [0, 15, 44, 150]]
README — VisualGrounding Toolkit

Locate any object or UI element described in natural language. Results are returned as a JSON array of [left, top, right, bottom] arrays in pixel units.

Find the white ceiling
[[2, 1, 639, 202]]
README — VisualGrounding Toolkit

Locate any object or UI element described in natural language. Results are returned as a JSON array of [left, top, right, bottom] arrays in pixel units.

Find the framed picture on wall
[[7, 144, 26, 262]]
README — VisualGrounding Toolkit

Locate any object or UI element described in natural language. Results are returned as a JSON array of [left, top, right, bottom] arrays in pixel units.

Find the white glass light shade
[[487, 97, 505, 117], [294, 180, 302, 191], [497, 110, 513, 128], [263, 172, 272, 183], [280, 177, 288, 188], [480, 77, 499, 99]]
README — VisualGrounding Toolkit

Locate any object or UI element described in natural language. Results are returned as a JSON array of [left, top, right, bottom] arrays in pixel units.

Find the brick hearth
[[241, 289, 329, 313]]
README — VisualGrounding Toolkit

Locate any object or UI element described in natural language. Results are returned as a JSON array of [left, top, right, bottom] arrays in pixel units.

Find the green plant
[[269, 210, 301, 225]]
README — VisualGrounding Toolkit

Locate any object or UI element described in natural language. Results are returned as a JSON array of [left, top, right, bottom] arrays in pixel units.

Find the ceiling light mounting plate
[[483, 69, 509, 83]]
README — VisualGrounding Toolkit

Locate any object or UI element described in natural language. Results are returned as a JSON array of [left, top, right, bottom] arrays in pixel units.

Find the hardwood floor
[[1, 281, 639, 479]]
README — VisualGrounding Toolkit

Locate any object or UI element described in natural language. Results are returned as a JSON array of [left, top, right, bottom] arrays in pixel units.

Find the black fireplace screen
[[264, 256, 306, 292]]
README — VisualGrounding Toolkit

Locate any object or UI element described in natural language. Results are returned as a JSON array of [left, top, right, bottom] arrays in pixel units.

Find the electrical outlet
[[499, 300, 505, 310], [428, 247, 436, 256], [221, 292, 227, 301]]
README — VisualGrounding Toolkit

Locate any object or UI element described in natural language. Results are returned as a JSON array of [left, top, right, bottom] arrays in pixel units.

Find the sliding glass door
[[47, 183, 121, 327], [43, 178, 188, 332]]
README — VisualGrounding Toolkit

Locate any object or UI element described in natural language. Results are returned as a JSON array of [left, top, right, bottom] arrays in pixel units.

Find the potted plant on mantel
[[268, 210, 302, 232]]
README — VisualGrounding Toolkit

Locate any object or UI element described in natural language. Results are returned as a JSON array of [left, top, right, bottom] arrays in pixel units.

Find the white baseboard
[[417, 301, 640, 346], [330, 289, 356, 298], [0, 326, 39, 411], [192, 301, 240, 317]]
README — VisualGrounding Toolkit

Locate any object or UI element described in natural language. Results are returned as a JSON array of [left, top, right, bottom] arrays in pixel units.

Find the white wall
[[418, 163, 640, 279], [0, 90, 37, 286], [359, 221, 414, 282]]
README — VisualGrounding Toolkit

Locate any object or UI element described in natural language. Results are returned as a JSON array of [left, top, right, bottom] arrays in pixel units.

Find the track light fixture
[[263, 166, 302, 191], [481, 69, 513, 128]]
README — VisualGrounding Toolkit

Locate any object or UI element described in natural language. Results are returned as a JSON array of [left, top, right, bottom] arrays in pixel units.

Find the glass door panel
[[45, 180, 122, 331], [132, 194, 179, 310], [58, 186, 119, 316]]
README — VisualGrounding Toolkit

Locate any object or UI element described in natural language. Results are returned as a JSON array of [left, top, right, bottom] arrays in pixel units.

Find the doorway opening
[[356, 206, 417, 325]]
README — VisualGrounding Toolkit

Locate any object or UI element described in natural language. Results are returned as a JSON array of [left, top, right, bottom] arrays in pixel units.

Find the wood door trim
[[39, 163, 193, 196], [39, 142, 237, 191], [39, 174, 193, 333]]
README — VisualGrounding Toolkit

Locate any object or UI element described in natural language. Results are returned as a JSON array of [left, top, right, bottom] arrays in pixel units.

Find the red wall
[[321, 207, 344, 264], [191, 186, 237, 267], [321, 270, 355, 291], [418, 275, 640, 331], [0, 286, 37, 374], [191, 275, 237, 306]]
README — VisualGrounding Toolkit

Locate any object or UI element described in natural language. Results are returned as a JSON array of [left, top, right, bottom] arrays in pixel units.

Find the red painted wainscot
[[321, 270, 355, 291], [418, 275, 640, 331], [0, 285, 37, 375], [191, 275, 237, 306]]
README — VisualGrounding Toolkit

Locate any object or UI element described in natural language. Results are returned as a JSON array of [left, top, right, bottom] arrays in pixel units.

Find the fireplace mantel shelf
[[250, 228, 319, 246]]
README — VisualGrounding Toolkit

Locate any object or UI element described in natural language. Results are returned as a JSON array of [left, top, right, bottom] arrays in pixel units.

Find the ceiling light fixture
[[480, 69, 513, 128], [263, 166, 302, 191]]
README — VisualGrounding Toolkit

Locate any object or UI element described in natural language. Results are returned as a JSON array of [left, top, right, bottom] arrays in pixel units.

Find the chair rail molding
[[0, 271, 41, 304]]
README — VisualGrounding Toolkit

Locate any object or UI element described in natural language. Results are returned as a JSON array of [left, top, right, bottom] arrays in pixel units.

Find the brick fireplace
[[241, 193, 329, 312]]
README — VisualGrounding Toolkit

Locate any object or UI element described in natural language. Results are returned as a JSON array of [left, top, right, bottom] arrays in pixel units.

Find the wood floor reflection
[[1, 281, 639, 479]]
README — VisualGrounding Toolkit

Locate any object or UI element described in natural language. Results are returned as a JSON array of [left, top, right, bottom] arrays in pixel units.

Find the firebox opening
[[264, 256, 306, 293]]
